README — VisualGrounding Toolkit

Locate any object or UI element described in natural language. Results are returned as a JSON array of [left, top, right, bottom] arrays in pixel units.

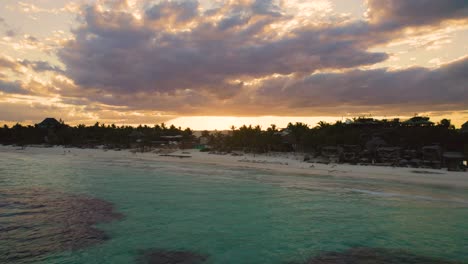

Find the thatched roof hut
[[37, 118, 61, 129]]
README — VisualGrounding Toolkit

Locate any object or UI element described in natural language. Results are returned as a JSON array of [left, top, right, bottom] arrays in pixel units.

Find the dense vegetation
[[1, 117, 467, 158], [0, 122, 194, 148], [205, 117, 468, 155]]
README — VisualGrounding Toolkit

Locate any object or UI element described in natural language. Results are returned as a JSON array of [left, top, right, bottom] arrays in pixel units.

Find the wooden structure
[[376, 147, 401, 164], [321, 146, 340, 163], [340, 145, 361, 163], [443, 152, 466, 171], [422, 146, 442, 169]]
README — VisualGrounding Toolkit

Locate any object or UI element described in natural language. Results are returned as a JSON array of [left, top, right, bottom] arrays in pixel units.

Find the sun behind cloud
[[0, 0, 467, 128]]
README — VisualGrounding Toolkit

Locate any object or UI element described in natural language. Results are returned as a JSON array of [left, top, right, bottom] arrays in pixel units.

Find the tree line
[[0, 121, 194, 148], [0, 117, 467, 157], [203, 117, 468, 156]]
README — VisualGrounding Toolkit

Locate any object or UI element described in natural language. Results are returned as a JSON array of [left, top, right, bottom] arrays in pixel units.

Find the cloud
[[5, 30, 16, 37], [0, 55, 64, 74], [251, 0, 282, 16], [250, 56, 468, 115], [0, 99, 174, 125], [14, 1, 81, 15], [366, 0, 468, 28], [145, 0, 199, 23], [59, 0, 388, 100], [0, 55, 66, 96], [0, 56, 19, 70], [2, 0, 466, 124], [52, 56, 468, 117], [20, 60, 64, 73], [0, 80, 29, 95], [0, 17, 18, 38]]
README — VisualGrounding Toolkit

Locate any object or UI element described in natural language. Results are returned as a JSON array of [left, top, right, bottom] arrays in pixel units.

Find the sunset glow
[[0, 0, 467, 128]]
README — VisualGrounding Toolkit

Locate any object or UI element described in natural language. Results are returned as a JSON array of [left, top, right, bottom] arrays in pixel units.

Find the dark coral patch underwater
[[290, 247, 465, 264], [137, 249, 208, 264], [0, 187, 123, 263]]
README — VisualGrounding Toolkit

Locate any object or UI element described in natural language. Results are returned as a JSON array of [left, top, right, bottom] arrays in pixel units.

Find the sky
[[0, 0, 467, 130]]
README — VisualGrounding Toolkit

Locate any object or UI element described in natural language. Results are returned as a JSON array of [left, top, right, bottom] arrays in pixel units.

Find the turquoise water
[[1, 148, 467, 263]]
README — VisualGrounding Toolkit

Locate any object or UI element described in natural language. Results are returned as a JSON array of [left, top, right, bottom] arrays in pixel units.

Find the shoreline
[[1, 145, 467, 189]]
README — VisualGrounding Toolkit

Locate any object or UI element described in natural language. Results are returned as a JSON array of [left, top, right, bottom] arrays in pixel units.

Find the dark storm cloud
[[367, 0, 468, 28]]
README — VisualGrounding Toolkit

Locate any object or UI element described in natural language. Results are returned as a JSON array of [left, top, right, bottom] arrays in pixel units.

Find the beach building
[[161, 135, 188, 148], [402, 116, 434, 127], [129, 131, 145, 143], [37, 118, 61, 129], [376, 147, 401, 164], [348, 117, 381, 128], [340, 145, 361, 163], [443, 152, 466, 171], [422, 146, 442, 169], [196, 136, 210, 150], [321, 146, 340, 163]]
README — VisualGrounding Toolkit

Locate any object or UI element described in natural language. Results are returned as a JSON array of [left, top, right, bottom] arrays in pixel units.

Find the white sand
[[2, 145, 467, 188]]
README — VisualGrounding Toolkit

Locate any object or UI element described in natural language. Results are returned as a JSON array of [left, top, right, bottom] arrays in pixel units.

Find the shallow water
[[0, 148, 467, 264]]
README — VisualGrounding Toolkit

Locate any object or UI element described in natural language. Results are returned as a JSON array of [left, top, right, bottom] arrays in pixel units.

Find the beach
[[2, 145, 467, 189]]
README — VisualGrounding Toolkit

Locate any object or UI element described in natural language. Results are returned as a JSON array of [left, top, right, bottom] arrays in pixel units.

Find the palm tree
[[317, 121, 330, 128], [439, 119, 454, 129]]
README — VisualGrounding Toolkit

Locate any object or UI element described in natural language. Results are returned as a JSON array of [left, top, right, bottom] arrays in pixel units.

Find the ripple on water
[[0, 187, 123, 263], [290, 247, 465, 264]]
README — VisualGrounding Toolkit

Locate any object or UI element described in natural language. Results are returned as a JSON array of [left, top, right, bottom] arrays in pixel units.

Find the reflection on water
[[292, 248, 464, 264], [137, 249, 208, 264], [0, 187, 123, 263]]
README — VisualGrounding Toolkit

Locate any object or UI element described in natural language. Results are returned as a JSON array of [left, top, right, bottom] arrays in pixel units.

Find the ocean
[[1, 147, 467, 263]]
